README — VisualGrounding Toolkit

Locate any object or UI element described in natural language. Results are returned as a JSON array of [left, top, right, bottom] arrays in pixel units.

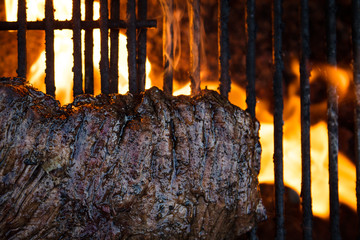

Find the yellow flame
[[5, 0, 357, 219], [173, 81, 248, 110], [6, 0, 152, 105], [257, 100, 356, 218], [174, 61, 357, 219], [291, 60, 351, 97], [258, 60, 356, 218]]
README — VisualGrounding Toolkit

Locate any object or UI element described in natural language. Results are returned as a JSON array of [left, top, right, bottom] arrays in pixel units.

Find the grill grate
[[0, 0, 156, 96], [0, 0, 360, 239], [326, 1, 341, 239], [353, 0, 360, 238], [85, 0, 94, 94], [218, 0, 230, 98], [300, 0, 312, 239], [272, 0, 285, 239]]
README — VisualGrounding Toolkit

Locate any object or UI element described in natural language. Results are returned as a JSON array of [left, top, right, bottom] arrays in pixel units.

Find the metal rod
[[273, 0, 285, 239], [353, 0, 360, 239], [0, 19, 157, 30], [326, 0, 341, 239], [218, 0, 230, 98], [73, 0, 83, 97], [189, 0, 201, 95], [162, 0, 174, 95], [110, 0, 119, 94], [45, 0, 55, 97], [17, 0, 26, 78], [246, 1, 257, 238], [137, 0, 147, 93], [300, 0, 312, 239], [85, 0, 94, 94], [246, 0, 256, 118], [127, 0, 137, 94], [100, 0, 109, 94]]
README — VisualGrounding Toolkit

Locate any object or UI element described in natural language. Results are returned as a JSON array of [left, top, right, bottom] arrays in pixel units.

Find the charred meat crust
[[0, 78, 265, 239]]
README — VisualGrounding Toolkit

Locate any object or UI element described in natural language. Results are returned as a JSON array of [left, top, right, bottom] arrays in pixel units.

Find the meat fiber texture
[[0, 78, 266, 239]]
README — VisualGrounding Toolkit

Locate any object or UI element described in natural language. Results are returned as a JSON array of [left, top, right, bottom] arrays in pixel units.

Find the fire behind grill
[[0, 0, 157, 96], [0, 0, 360, 239]]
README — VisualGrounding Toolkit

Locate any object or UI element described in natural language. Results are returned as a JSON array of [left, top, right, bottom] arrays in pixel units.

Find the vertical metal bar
[[300, 0, 312, 239], [100, 0, 110, 94], [353, 1, 360, 238], [273, 0, 285, 239], [110, 0, 119, 94], [17, 0, 26, 78], [85, 0, 94, 94], [45, 0, 55, 97], [189, 0, 201, 95], [246, 1, 257, 239], [137, 0, 147, 93], [162, 0, 174, 95], [246, 0, 256, 118], [218, 0, 230, 98], [73, 0, 83, 97], [326, 0, 341, 239], [127, 0, 137, 94]]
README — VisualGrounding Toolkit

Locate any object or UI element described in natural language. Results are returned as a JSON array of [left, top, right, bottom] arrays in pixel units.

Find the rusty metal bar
[[100, 0, 109, 94], [45, 0, 55, 97], [353, 0, 360, 238], [137, 0, 147, 93], [189, 0, 201, 95], [85, 0, 94, 94], [246, 0, 256, 118], [0, 19, 157, 30], [273, 0, 285, 239], [162, 0, 174, 95], [353, 0, 360, 237], [300, 0, 312, 239], [73, 0, 83, 97], [218, 0, 230, 98], [127, 0, 137, 94], [17, 0, 26, 78], [110, 0, 119, 94], [326, 0, 341, 239]]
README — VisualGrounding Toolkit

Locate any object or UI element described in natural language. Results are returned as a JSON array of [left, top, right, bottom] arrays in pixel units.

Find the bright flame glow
[[258, 60, 356, 218], [173, 62, 357, 219], [291, 60, 351, 97], [6, 0, 152, 105], [5, 0, 357, 219], [173, 81, 248, 110], [257, 93, 356, 218]]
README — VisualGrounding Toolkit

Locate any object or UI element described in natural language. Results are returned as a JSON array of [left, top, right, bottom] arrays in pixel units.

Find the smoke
[[158, 0, 211, 94], [159, 0, 183, 73]]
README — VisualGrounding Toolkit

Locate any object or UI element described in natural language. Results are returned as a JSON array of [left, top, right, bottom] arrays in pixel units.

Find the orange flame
[[6, 0, 152, 105], [257, 78, 356, 218], [174, 61, 357, 219], [5, 0, 357, 219]]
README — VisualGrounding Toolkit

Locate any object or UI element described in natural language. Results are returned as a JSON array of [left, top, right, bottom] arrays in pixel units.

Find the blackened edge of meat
[[0, 78, 266, 239]]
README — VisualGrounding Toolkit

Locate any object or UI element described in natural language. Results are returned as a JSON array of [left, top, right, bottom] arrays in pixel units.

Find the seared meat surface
[[0, 78, 265, 239]]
